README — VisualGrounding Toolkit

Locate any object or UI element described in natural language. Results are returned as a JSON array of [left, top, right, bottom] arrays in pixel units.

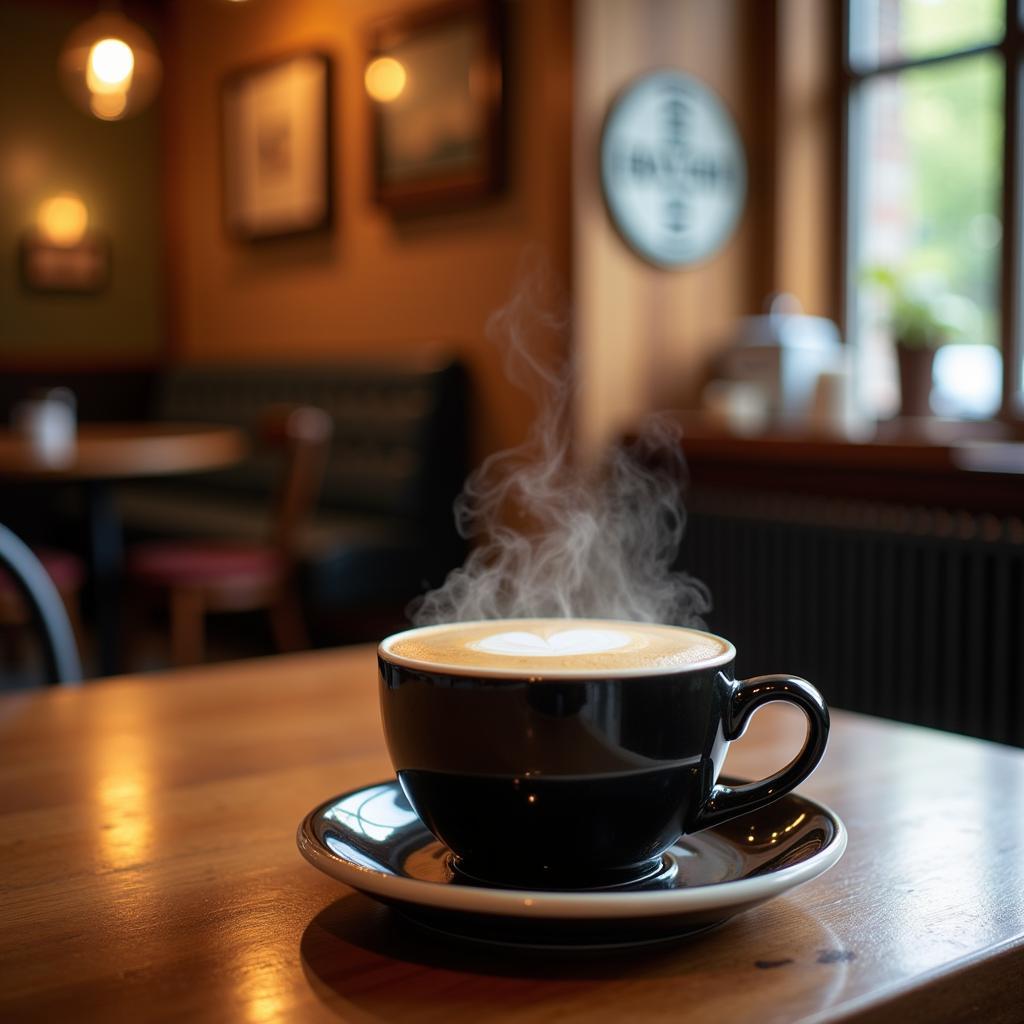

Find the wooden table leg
[[84, 481, 123, 676], [170, 586, 206, 667]]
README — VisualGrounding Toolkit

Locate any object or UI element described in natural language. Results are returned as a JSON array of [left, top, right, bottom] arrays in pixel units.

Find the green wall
[[0, 0, 161, 361]]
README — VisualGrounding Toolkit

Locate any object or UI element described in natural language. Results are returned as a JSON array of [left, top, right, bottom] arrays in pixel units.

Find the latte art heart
[[383, 618, 731, 675], [472, 628, 633, 658]]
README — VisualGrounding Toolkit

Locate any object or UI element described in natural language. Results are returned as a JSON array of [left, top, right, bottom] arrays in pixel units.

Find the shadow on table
[[299, 893, 854, 1021]]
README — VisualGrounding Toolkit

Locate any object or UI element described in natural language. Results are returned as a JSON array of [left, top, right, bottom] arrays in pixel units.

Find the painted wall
[[0, 0, 162, 363], [163, 0, 572, 462]]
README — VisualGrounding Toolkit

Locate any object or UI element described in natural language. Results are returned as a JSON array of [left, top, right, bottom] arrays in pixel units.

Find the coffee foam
[[381, 618, 732, 677]]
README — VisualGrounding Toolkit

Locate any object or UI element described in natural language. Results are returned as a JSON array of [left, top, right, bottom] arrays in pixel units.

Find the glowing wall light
[[37, 193, 89, 247], [364, 57, 407, 103], [22, 193, 109, 293]]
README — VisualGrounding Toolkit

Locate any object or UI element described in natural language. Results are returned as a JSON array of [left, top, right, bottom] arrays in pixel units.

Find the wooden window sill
[[652, 413, 1024, 514]]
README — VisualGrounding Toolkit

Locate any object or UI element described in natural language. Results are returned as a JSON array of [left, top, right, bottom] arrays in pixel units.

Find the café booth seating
[[116, 356, 468, 642]]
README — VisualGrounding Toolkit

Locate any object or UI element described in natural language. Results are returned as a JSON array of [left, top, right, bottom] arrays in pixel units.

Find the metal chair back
[[0, 524, 82, 685]]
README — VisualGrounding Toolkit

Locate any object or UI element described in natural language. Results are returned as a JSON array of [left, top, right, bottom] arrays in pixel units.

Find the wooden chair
[[127, 405, 333, 666], [0, 524, 83, 684]]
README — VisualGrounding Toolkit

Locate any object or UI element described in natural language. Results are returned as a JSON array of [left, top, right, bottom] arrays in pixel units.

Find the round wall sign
[[600, 70, 747, 269]]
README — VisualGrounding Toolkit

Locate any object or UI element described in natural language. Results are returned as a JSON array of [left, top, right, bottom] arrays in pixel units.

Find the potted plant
[[863, 267, 961, 418]]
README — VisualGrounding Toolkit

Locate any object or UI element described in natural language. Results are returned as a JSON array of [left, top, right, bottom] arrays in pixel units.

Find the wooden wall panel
[[573, 0, 756, 458], [572, 0, 839, 458]]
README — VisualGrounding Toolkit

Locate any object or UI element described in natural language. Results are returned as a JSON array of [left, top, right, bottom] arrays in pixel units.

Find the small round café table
[[0, 422, 248, 677]]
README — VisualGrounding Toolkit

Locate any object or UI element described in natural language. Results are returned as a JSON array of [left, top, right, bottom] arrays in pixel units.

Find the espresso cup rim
[[377, 617, 737, 679]]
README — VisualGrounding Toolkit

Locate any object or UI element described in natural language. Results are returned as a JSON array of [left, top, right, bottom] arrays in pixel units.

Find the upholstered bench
[[116, 356, 468, 638]]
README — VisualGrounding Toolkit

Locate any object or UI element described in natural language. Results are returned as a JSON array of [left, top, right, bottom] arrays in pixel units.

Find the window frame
[[841, 0, 1024, 419]]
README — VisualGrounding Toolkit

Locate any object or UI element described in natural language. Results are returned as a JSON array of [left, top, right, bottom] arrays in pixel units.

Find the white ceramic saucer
[[297, 779, 846, 949]]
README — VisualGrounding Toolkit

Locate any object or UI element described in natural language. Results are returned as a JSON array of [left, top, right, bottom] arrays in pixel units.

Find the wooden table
[[1, 646, 1022, 1023], [0, 423, 247, 676]]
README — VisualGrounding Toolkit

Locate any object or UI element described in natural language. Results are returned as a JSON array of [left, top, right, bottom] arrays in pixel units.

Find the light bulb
[[365, 57, 407, 103], [37, 194, 89, 247], [87, 37, 135, 93]]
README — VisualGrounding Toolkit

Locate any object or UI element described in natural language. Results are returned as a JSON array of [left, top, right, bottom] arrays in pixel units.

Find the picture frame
[[20, 231, 110, 294], [221, 51, 333, 241], [366, 0, 505, 213]]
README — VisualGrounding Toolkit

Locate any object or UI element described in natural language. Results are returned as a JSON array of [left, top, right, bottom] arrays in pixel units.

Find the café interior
[[2, 1, 1023, 1021]]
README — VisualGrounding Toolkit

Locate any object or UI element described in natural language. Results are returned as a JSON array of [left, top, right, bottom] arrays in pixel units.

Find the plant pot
[[896, 345, 936, 418]]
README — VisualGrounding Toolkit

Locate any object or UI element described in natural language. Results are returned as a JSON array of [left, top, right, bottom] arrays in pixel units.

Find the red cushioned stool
[[126, 405, 332, 666]]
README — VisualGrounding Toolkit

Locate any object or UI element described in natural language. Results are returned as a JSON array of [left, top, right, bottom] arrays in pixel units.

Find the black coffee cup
[[378, 618, 829, 890]]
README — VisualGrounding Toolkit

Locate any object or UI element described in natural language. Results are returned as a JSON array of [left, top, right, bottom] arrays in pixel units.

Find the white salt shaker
[[12, 387, 77, 466]]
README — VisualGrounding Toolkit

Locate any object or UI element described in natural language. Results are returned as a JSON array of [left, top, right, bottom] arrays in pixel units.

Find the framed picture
[[20, 232, 110, 294], [221, 52, 333, 240], [366, 0, 505, 213]]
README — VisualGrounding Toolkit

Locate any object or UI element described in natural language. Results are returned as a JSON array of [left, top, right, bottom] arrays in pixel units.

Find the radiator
[[679, 488, 1024, 747]]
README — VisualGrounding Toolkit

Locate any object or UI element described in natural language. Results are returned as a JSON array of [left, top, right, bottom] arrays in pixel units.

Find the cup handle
[[693, 674, 830, 831]]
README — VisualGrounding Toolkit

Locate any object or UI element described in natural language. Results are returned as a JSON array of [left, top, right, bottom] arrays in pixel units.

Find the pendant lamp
[[58, 9, 161, 122]]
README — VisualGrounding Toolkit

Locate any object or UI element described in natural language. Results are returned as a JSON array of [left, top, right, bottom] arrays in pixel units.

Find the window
[[845, 0, 1023, 420]]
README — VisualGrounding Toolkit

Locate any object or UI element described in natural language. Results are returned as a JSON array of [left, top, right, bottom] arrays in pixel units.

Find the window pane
[[850, 0, 1004, 70], [933, 344, 1002, 417], [852, 54, 1004, 418]]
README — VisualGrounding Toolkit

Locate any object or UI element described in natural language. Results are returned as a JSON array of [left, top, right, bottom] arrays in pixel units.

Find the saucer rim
[[296, 779, 847, 920]]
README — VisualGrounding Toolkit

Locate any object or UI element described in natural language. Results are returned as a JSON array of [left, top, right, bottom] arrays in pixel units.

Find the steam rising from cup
[[410, 267, 710, 629]]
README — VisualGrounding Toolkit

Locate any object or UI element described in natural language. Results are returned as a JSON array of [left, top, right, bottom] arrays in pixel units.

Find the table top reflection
[[0, 646, 1022, 1022]]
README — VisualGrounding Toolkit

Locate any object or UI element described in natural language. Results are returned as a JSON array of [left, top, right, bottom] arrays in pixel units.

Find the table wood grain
[[1, 647, 1022, 1023]]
